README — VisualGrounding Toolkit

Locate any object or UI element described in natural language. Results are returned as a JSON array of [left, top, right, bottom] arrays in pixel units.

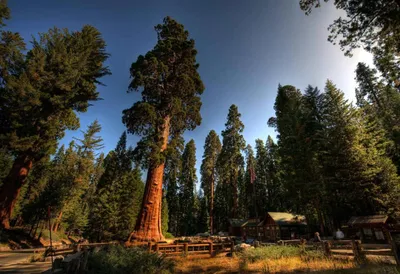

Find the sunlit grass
[[173, 246, 398, 273]]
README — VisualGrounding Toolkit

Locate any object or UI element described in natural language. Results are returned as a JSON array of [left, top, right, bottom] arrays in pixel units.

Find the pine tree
[[122, 17, 204, 241], [179, 139, 197, 236], [0, 4, 110, 227], [244, 144, 256, 218], [200, 130, 221, 234], [164, 136, 184, 236], [301, 0, 400, 86], [62, 121, 104, 232], [265, 136, 285, 212], [355, 63, 400, 171], [89, 132, 144, 241], [161, 195, 169, 235], [196, 189, 209, 233], [217, 105, 246, 219], [268, 85, 305, 213]]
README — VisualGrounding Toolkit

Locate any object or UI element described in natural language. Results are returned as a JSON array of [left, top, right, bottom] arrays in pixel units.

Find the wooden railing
[[142, 241, 235, 256]]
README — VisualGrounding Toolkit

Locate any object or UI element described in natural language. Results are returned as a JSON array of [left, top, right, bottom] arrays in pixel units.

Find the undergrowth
[[86, 245, 175, 274]]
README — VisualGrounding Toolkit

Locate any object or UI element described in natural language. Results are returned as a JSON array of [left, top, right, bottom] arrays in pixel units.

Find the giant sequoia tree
[[123, 17, 204, 241], [200, 130, 221, 234], [0, 3, 110, 227]]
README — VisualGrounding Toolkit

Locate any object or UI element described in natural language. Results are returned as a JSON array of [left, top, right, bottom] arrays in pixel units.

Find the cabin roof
[[228, 219, 247, 227], [267, 212, 307, 226], [348, 215, 393, 226]]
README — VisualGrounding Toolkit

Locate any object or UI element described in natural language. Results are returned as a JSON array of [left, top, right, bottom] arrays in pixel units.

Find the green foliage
[[123, 16, 204, 166], [164, 136, 184, 236], [0, 25, 110, 159], [86, 245, 175, 274], [179, 139, 197, 236], [200, 130, 221, 233], [164, 232, 174, 239], [217, 105, 246, 221], [161, 196, 169, 235], [87, 132, 144, 241], [0, 149, 12, 188], [269, 80, 400, 229]]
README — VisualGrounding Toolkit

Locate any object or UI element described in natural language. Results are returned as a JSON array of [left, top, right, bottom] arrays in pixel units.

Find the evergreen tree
[[0, 3, 110, 227], [196, 189, 209, 233], [300, 0, 400, 87], [62, 121, 104, 233], [161, 195, 169, 235], [265, 136, 285, 212], [217, 105, 246, 219], [355, 63, 400, 171], [122, 17, 204, 241], [89, 132, 144, 241], [268, 85, 305, 213], [200, 130, 221, 234], [244, 144, 256, 218], [179, 139, 197, 236], [164, 136, 184, 236]]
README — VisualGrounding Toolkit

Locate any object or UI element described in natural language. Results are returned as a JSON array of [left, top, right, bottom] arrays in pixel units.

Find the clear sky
[[8, 0, 372, 180]]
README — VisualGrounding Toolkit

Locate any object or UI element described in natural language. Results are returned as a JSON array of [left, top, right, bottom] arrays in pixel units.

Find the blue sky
[[8, 0, 372, 180]]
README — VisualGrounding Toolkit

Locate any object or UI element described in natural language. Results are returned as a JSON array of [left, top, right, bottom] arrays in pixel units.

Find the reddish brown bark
[[0, 155, 32, 229], [128, 117, 170, 242]]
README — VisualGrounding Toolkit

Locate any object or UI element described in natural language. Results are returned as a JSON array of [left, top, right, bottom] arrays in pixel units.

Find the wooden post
[[385, 230, 400, 266], [148, 242, 153, 252], [323, 241, 331, 257], [184, 243, 188, 255], [231, 240, 234, 254], [155, 243, 159, 252], [221, 242, 224, 250], [209, 242, 213, 256], [352, 240, 366, 265]]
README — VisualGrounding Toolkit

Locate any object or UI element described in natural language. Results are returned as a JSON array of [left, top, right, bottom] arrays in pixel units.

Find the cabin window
[[374, 230, 385, 240], [363, 228, 373, 236]]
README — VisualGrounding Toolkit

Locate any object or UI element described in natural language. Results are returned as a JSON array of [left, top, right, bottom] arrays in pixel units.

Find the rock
[[234, 243, 252, 252]]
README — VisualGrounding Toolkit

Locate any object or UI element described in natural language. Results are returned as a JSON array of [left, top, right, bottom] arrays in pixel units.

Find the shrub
[[164, 232, 174, 239], [86, 245, 175, 274]]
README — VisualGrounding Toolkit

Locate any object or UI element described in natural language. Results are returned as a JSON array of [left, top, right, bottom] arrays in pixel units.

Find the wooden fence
[[45, 241, 234, 257], [133, 241, 235, 256]]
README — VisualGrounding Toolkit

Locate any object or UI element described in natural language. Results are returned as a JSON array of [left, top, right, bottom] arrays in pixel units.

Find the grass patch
[[86, 245, 175, 274], [238, 245, 325, 263], [29, 252, 45, 263], [39, 229, 68, 242]]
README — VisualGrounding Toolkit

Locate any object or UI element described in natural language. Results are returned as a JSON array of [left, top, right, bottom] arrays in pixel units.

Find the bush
[[86, 245, 175, 274], [164, 232, 174, 239], [238, 245, 324, 263]]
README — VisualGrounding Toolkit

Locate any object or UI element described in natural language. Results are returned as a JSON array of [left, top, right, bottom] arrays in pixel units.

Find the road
[[0, 251, 51, 273]]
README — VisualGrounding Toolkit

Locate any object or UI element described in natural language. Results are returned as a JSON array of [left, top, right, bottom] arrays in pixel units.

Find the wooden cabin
[[256, 212, 307, 241], [228, 219, 247, 237], [230, 212, 307, 241], [347, 215, 399, 243]]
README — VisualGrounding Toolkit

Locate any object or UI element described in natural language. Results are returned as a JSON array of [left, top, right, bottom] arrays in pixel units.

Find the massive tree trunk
[[128, 116, 170, 242], [0, 154, 33, 229]]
